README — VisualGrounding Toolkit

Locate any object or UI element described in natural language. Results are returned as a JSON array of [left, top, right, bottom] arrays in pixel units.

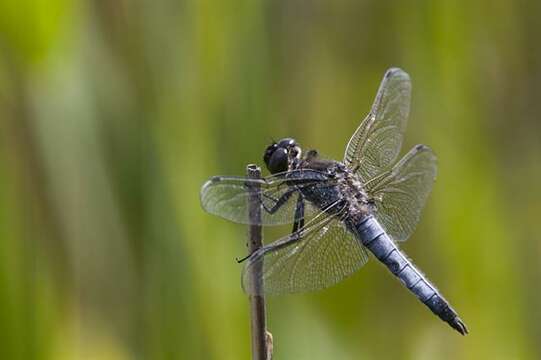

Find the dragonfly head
[[263, 138, 302, 174]]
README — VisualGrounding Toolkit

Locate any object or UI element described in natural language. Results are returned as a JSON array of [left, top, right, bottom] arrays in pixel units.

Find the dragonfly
[[200, 68, 468, 335]]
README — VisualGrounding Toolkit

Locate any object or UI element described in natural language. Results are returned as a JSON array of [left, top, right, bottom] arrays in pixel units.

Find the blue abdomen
[[353, 215, 468, 335]]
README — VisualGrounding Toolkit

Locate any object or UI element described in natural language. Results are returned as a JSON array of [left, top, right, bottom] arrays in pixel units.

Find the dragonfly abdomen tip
[[451, 317, 469, 336]]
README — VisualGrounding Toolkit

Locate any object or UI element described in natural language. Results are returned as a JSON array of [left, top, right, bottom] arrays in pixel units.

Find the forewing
[[365, 145, 437, 242], [344, 68, 411, 181], [200, 170, 333, 225], [242, 206, 370, 295]]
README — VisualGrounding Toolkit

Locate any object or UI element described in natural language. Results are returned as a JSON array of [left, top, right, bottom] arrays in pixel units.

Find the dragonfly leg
[[237, 191, 302, 264], [245, 230, 303, 264], [237, 244, 270, 264], [236, 253, 252, 263], [251, 197, 304, 260], [247, 196, 306, 262], [259, 194, 305, 257], [291, 194, 305, 234], [235, 189, 304, 264], [261, 188, 295, 214], [235, 189, 296, 264]]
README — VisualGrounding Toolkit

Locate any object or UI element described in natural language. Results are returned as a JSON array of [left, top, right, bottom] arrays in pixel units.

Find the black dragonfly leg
[[248, 194, 306, 261], [261, 188, 295, 214], [237, 192, 306, 264], [291, 194, 305, 234], [236, 189, 298, 263]]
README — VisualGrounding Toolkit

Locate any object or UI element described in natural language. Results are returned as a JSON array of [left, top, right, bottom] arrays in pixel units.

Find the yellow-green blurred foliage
[[1, 1, 540, 359]]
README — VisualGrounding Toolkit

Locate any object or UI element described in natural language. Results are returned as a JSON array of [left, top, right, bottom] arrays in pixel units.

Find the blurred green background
[[1, 0, 541, 359]]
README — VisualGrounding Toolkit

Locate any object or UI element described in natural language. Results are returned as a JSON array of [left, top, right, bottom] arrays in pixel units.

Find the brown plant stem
[[246, 164, 271, 360]]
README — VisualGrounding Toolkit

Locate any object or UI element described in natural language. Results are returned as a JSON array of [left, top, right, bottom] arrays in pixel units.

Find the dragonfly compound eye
[[266, 147, 288, 174], [263, 143, 278, 163]]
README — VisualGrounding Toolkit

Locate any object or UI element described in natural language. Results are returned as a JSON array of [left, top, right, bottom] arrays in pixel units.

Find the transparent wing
[[200, 169, 335, 225], [242, 204, 370, 295], [344, 68, 411, 181], [365, 145, 437, 242]]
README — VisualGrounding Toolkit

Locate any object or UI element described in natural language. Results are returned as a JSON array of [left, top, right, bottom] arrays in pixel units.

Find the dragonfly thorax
[[339, 168, 374, 222]]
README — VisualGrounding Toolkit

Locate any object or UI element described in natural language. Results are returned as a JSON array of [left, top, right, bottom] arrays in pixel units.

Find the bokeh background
[[1, 1, 541, 359]]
